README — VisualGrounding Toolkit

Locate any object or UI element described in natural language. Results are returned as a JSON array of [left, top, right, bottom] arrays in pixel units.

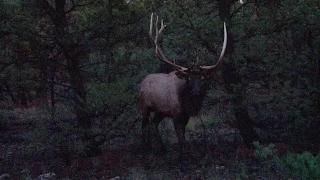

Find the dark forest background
[[1, 0, 320, 179]]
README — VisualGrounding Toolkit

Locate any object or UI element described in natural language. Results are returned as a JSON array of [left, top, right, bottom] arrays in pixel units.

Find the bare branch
[[65, 0, 96, 14]]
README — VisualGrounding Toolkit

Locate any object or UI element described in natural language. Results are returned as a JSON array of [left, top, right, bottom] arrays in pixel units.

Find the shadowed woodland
[[0, 0, 320, 179]]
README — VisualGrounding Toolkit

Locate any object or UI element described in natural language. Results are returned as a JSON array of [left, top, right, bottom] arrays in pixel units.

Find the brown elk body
[[138, 13, 227, 166]]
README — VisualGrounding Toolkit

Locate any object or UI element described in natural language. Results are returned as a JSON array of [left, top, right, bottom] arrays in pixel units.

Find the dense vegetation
[[1, 0, 319, 179]]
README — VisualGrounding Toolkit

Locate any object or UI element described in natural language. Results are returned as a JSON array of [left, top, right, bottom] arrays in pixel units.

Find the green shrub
[[252, 141, 286, 176], [283, 151, 320, 180], [253, 141, 277, 160]]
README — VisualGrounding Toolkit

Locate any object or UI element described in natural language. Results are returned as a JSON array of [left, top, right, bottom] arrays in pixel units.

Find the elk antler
[[149, 13, 188, 72], [199, 22, 227, 71]]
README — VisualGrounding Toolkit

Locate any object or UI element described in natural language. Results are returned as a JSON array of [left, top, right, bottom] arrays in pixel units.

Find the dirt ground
[[0, 107, 291, 179]]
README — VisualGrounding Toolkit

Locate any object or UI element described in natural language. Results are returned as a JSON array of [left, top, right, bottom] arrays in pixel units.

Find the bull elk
[[138, 13, 227, 167]]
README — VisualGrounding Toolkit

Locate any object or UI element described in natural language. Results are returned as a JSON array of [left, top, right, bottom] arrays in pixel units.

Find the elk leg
[[151, 112, 166, 154], [173, 117, 189, 169], [142, 108, 151, 152]]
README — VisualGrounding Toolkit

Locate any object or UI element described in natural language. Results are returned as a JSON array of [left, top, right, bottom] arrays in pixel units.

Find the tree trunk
[[66, 54, 101, 156], [35, 56, 48, 105], [38, 0, 101, 156], [218, 0, 260, 146], [0, 84, 5, 101], [18, 86, 28, 107], [222, 58, 260, 146], [3, 81, 18, 105]]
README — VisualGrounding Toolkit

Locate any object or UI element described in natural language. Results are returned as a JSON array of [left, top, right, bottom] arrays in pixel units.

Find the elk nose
[[193, 92, 200, 96], [191, 88, 201, 95]]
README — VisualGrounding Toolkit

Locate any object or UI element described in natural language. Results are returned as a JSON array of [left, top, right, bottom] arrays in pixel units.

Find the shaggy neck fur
[[179, 81, 206, 117]]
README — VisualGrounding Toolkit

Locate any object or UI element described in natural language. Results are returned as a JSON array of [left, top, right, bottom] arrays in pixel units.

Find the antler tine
[[149, 13, 187, 72], [154, 16, 166, 54], [159, 19, 166, 34], [155, 15, 160, 54], [149, 13, 153, 38], [218, 22, 227, 63], [200, 22, 227, 71], [155, 15, 159, 44]]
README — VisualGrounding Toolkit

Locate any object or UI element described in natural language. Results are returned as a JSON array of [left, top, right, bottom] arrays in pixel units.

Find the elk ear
[[175, 71, 187, 79]]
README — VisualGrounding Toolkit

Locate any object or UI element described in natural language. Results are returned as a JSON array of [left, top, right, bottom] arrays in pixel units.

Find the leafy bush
[[252, 141, 285, 176], [27, 106, 75, 167], [283, 152, 320, 180], [253, 141, 277, 160], [126, 168, 172, 180]]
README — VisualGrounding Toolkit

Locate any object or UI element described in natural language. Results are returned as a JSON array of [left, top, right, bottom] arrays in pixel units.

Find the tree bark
[[222, 58, 260, 146], [3, 81, 18, 105], [35, 57, 48, 105], [218, 0, 260, 146], [38, 0, 101, 156]]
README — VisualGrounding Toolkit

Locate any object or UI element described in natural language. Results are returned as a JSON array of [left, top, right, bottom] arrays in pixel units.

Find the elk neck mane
[[177, 75, 207, 117]]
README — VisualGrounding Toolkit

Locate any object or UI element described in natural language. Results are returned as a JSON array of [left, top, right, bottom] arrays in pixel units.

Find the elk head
[[149, 13, 227, 96]]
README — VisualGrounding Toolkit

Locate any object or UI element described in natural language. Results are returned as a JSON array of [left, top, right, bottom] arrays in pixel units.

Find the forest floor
[[0, 107, 295, 179]]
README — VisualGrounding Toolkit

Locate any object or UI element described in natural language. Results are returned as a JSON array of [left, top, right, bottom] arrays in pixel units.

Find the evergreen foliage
[[283, 152, 320, 180], [0, 0, 319, 177]]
